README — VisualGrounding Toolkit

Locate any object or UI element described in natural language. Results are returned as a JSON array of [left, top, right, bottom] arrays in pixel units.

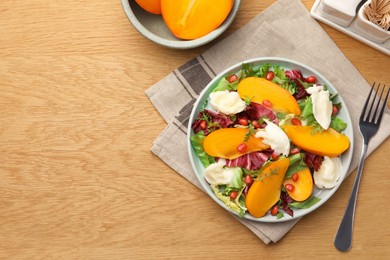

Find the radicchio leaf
[[192, 109, 234, 135], [242, 102, 277, 124], [280, 191, 294, 217], [218, 151, 271, 170], [285, 69, 304, 81], [286, 69, 309, 101], [304, 151, 324, 172]]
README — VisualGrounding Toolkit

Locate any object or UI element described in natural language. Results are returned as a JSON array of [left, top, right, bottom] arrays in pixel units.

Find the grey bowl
[[121, 0, 241, 49]]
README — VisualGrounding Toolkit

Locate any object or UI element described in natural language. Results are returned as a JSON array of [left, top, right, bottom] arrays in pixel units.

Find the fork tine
[[360, 83, 375, 122], [376, 84, 390, 125], [371, 84, 385, 123], [366, 83, 380, 122]]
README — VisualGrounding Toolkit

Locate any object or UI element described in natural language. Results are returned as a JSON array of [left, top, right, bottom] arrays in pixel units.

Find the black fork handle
[[334, 143, 368, 252]]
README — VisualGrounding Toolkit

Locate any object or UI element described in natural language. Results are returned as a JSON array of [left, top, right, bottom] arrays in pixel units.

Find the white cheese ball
[[209, 90, 246, 115], [306, 85, 333, 130], [204, 160, 234, 186], [313, 156, 341, 189], [255, 119, 290, 156]]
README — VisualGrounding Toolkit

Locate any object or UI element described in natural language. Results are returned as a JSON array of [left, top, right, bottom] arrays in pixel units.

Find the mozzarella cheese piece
[[204, 160, 235, 186], [306, 85, 333, 130], [313, 156, 341, 189], [255, 119, 290, 156], [209, 90, 246, 115]]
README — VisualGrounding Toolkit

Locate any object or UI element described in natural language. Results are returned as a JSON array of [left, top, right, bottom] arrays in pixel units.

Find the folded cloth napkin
[[145, 0, 390, 244]]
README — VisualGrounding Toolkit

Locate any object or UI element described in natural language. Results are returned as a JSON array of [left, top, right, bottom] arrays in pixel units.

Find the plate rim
[[187, 56, 354, 223]]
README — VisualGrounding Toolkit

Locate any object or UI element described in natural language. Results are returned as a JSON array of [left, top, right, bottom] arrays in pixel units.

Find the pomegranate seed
[[199, 120, 207, 130], [291, 118, 302, 126], [270, 205, 279, 216], [266, 71, 275, 81], [244, 175, 253, 185], [285, 184, 295, 192], [237, 143, 247, 153], [305, 76, 317, 83], [262, 99, 272, 108], [290, 147, 301, 155], [332, 105, 339, 116], [228, 74, 238, 83], [252, 120, 261, 128], [229, 191, 238, 200], [238, 118, 249, 126], [292, 173, 299, 182]]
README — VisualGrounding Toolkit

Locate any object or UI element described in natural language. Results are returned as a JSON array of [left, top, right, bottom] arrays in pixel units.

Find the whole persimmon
[[161, 0, 233, 40], [135, 0, 161, 15]]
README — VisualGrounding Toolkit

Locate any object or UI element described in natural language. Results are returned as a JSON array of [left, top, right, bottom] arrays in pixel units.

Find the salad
[[190, 62, 350, 219]]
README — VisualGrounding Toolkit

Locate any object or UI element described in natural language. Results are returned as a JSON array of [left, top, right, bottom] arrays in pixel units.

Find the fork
[[334, 83, 390, 252]]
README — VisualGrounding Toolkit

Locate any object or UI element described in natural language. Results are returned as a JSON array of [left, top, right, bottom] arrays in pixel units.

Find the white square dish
[[320, 0, 362, 27], [310, 0, 390, 56], [349, 0, 390, 43]]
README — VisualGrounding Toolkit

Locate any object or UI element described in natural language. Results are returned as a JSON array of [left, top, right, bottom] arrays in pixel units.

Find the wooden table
[[1, 0, 389, 258]]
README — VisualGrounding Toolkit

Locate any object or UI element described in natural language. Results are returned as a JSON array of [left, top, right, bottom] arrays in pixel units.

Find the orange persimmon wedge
[[203, 128, 269, 160], [283, 125, 350, 157], [283, 168, 313, 202], [237, 77, 301, 115], [135, 0, 162, 15], [161, 0, 234, 40], [245, 158, 290, 218]]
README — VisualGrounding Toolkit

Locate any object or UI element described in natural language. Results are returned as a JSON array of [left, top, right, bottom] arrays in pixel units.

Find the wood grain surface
[[0, 0, 389, 259]]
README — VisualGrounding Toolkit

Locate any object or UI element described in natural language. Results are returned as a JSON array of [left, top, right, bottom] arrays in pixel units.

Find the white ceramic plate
[[121, 0, 241, 49], [187, 57, 354, 222]]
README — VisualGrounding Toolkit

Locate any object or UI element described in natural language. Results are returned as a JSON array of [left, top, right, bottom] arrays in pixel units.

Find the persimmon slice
[[245, 158, 290, 218], [203, 128, 269, 160], [237, 77, 301, 115], [283, 168, 313, 202], [283, 125, 350, 157]]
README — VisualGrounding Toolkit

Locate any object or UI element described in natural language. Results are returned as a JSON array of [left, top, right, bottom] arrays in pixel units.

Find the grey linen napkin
[[145, 0, 390, 244]]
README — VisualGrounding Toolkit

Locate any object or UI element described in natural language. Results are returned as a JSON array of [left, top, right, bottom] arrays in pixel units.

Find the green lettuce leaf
[[241, 63, 270, 78], [290, 196, 321, 209], [285, 153, 307, 179], [212, 77, 239, 92], [300, 97, 313, 118], [272, 65, 297, 94], [211, 185, 245, 216], [299, 97, 322, 128], [190, 131, 215, 167], [330, 117, 347, 132], [229, 167, 244, 189]]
